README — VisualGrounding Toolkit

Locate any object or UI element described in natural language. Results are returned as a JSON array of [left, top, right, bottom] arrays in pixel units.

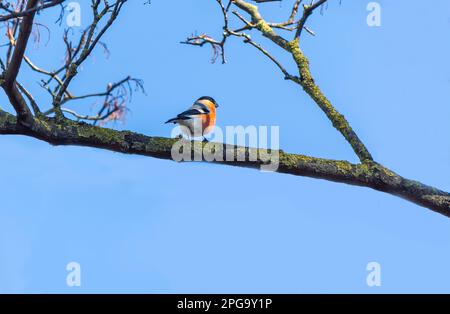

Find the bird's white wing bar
[[191, 102, 211, 114]]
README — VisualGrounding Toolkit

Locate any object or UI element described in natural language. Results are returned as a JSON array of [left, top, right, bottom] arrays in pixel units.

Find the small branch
[[54, 0, 127, 107], [59, 107, 119, 122], [295, 0, 328, 39], [42, 75, 144, 126], [16, 81, 41, 115], [236, 31, 300, 82], [0, 0, 65, 22], [23, 55, 73, 98]]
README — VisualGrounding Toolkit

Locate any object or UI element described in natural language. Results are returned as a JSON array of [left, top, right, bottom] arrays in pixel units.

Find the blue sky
[[1, 0, 450, 293]]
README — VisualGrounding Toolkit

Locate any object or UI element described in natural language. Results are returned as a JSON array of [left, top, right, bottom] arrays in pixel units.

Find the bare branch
[[295, 0, 328, 39], [16, 80, 40, 114], [53, 0, 128, 111], [0, 0, 65, 22], [40, 75, 144, 126]]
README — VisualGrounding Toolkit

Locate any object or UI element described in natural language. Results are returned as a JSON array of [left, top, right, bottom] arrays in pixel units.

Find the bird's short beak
[[215, 103, 219, 108]]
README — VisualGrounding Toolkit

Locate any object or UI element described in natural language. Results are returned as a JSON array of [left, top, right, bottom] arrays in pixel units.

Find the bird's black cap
[[198, 96, 219, 108]]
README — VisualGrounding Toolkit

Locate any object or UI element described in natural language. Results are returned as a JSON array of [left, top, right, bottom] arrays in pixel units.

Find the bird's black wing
[[176, 108, 207, 119]]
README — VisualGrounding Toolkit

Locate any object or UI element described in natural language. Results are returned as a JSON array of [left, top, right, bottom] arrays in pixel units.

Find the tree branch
[[0, 108, 449, 217], [295, 0, 328, 39], [0, 0, 65, 22], [4, 0, 38, 85], [1, 0, 41, 126]]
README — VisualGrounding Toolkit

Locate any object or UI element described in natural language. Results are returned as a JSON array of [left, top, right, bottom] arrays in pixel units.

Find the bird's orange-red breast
[[197, 98, 216, 136]]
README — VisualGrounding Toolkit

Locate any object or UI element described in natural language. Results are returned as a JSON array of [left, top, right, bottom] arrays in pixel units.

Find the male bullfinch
[[165, 96, 219, 140]]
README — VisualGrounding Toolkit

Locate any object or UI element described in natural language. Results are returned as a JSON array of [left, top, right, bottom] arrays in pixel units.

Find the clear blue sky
[[1, 0, 450, 293]]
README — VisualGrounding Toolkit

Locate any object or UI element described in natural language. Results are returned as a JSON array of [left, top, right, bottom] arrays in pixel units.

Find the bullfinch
[[165, 96, 219, 140]]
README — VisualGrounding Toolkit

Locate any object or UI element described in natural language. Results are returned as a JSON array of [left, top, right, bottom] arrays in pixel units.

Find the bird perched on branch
[[165, 96, 219, 140]]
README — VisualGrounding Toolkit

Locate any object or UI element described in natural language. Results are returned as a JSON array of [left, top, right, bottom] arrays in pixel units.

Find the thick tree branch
[[0, 108, 449, 218], [4, 0, 38, 85], [287, 38, 373, 162], [1, 0, 40, 126]]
